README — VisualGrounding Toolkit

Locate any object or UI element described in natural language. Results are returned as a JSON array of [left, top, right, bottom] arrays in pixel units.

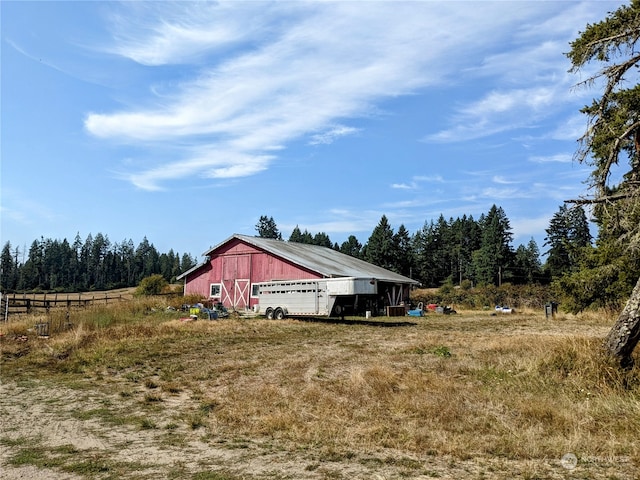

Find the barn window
[[251, 284, 260, 297], [210, 284, 221, 297]]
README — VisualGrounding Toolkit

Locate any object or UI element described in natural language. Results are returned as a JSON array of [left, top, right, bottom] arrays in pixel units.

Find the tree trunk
[[604, 275, 640, 369]]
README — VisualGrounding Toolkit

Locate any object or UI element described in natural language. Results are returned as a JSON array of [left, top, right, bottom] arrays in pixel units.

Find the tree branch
[[596, 119, 640, 191], [566, 190, 637, 205]]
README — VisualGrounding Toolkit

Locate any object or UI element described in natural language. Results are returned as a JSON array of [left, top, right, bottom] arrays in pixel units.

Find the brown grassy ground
[[1, 301, 638, 479]]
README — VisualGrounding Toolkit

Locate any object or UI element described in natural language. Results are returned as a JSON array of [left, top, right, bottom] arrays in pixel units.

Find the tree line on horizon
[[255, 203, 593, 290], [0, 233, 197, 293], [1, 203, 590, 295]]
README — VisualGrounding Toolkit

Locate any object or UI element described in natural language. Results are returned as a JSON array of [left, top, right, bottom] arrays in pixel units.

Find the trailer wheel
[[265, 308, 274, 319], [274, 308, 285, 320]]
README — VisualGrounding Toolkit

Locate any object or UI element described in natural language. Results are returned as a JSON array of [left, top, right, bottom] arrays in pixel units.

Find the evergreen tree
[[566, 0, 640, 367], [431, 215, 451, 283], [80, 234, 94, 289], [412, 220, 439, 287], [472, 205, 513, 286], [393, 224, 413, 277], [181, 253, 196, 272], [568, 206, 592, 248], [289, 226, 313, 244], [1, 242, 17, 291], [544, 205, 592, 279], [289, 226, 304, 243], [513, 238, 543, 284], [171, 250, 182, 281], [363, 215, 396, 271], [312, 232, 332, 248], [255, 215, 282, 239], [135, 237, 160, 281], [159, 251, 174, 282], [71, 233, 82, 290], [4, 232, 197, 293], [453, 214, 481, 285], [91, 233, 110, 290], [15, 239, 40, 291], [544, 205, 572, 278], [339, 235, 362, 258]]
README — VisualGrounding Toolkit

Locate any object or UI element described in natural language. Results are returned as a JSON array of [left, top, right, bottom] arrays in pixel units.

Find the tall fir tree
[[255, 215, 282, 239], [312, 232, 332, 248], [1, 242, 17, 291], [566, 0, 640, 366], [340, 235, 363, 258], [364, 215, 396, 271], [393, 224, 413, 277], [544, 205, 592, 279], [472, 205, 513, 286]]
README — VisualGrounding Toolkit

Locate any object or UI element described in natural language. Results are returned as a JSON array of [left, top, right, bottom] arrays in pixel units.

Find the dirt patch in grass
[[1, 309, 638, 479]]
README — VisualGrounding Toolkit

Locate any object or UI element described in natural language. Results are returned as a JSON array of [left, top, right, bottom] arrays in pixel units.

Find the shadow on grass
[[296, 317, 417, 327]]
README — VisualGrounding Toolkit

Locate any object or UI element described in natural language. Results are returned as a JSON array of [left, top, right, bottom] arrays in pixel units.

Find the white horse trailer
[[255, 277, 378, 319]]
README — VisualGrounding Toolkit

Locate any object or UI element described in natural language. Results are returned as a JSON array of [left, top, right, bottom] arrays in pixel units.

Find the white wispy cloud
[[425, 84, 566, 143], [414, 175, 444, 183], [391, 174, 445, 190], [511, 214, 554, 244], [493, 175, 521, 185], [422, 0, 607, 145], [529, 153, 573, 163], [85, 1, 606, 190], [106, 2, 275, 66], [309, 125, 360, 145], [549, 114, 589, 141], [480, 187, 528, 200], [391, 183, 415, 190], [0, 189, 62, 227]]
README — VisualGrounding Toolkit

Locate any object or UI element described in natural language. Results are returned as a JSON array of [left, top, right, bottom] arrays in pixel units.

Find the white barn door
[[221, 255, 251, 310], [234, 279, 250, 310]]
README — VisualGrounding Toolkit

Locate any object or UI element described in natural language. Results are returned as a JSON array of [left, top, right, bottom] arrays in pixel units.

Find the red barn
[[177, 234, 417, 314]]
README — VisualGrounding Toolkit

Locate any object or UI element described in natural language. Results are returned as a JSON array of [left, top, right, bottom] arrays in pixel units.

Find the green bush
[[410, 284, 552, 310], [136, 275, 169, 296]]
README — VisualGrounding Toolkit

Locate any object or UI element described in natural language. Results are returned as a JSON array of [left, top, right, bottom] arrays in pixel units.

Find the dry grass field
[[1, 299, 639, 479]]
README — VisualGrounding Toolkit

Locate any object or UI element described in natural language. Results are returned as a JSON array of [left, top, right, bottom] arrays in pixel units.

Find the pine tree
[[544, 205, 592, 279], [513, 238, 542, 284], [472, 206, 513, 286], [412, 220, 439, 287], [1, 242, 17, 291], [364, 215, 396, 271], [181, 253, 196, 272], [312, 232, 332, 248], [289, 226, 304, 243], [255, 215, 282, 239], [455, 214, 481, 285], [567, 0, 640, 367], [393, 224, 413, 277], [340, 235, 362, 258]]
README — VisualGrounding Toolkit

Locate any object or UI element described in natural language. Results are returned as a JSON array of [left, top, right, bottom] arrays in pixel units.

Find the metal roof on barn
[[179, 234, 417, 284]]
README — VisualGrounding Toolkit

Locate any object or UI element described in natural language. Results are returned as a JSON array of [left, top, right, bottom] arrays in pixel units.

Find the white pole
[[3, 292, 8, 322]]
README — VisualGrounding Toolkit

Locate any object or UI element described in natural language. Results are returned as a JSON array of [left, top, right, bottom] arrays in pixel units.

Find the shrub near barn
[[136, 274, 169, 296], [411, 283, 551, 311]]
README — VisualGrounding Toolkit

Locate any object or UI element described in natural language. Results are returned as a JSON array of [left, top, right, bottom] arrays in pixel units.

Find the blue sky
[[1, 1, 621, 262]]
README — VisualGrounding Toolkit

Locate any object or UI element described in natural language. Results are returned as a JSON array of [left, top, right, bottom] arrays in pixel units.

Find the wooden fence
[[1, 292, 128, 321]]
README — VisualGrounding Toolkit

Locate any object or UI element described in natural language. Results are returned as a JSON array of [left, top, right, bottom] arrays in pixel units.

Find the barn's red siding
[[184, 238, 321, 309]]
